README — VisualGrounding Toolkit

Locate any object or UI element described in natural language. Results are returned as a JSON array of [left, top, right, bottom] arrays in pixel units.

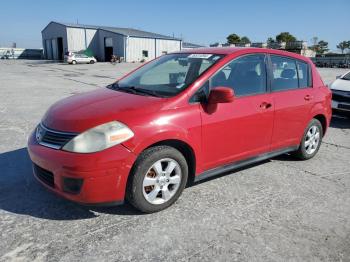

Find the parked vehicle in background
[[338, 61, 350, 68], [330, 70, 350, 117], [1, 49, 13, 59], [28, 48, 332, 213], [64, 52, 97, 64], [312, 55, 350, 68]]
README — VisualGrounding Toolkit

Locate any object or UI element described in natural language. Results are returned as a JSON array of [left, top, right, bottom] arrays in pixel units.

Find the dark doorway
[[104, 37, 113, 62], [57, 37, 64, 61]]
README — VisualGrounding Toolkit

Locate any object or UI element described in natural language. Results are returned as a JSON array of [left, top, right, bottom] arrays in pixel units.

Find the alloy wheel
[[305, 125, 320, 155], [142, 158, 182, 205]]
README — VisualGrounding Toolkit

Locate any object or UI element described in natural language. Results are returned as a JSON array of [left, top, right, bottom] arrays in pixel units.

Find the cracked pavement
[[0, 61, 349, 262]]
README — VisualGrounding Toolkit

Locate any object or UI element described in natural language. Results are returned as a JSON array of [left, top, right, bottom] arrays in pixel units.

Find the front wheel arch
[[127, 139, 196, 189], [126, 145, 189, 212]]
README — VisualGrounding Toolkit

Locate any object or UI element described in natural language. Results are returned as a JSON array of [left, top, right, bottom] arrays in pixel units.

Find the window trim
[[268, 54, 313, 93]]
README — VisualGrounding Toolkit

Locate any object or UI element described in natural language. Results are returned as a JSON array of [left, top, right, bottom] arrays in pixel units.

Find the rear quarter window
[[297, 61, 311, 88]]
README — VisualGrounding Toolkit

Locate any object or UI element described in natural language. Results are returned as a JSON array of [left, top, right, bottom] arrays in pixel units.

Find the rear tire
[[126, 146, 188, 213], [293, 119, 323, 160], [89, 60, 95, 64], [72, 60, 77, 65]]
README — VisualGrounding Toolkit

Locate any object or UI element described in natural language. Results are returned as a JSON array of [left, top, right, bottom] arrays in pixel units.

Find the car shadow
[[0, 148, 142, 220], [330, 114, 350, 129]]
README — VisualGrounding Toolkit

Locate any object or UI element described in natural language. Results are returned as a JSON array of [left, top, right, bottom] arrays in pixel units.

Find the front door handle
[[260, 102, 272, 109]]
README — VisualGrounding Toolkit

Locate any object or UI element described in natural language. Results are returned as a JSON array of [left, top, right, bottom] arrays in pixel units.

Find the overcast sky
[[1, 0, 349, 52]]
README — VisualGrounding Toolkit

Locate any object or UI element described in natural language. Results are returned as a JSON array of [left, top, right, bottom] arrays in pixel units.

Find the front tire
[[293, 119, 323, 160], [127, 146, 188, 213], [71, 60, 77, 65], [89, 60, 95, 64]]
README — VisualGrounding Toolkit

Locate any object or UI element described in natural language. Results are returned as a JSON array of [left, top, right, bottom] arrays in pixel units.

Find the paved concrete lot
[[0, 60, 349, 262]]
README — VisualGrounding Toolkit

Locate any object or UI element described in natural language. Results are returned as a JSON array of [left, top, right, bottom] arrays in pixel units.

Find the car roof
[[177, 47, 310, 61]]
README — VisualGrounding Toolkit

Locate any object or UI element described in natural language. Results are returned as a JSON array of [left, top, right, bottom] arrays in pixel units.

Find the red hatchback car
[[28, 48, 331, 212]]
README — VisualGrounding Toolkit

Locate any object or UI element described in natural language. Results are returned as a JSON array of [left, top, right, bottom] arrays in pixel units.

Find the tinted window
[[297, 61, 310, 87], [211, 54, 267, 96], [271, 55, 298, 91]]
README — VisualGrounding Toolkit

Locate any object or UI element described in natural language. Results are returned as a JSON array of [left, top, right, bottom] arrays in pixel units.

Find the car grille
[[332, 90, 350, 103], [36, 124, 77, 149], [339, 104, 350, 110], [33, 164, 55, 188]]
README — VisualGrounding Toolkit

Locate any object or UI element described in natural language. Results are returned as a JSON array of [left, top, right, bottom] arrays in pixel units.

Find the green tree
[[310, 40, 329, 55], [276, 32, 297, 43], [227, 34, 241, 44], [317, 40, 329, 54], [240, 36, 251, 44], [267, 37, 276, 44], [337, 41, 350, 54]]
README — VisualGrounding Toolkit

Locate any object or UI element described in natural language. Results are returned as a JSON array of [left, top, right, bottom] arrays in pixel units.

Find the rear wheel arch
[[312, 114, 327, 136]]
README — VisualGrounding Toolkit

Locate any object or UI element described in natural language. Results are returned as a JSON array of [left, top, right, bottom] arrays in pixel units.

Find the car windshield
[[112, 53, 223, 97], [341, 72, 350, 80]]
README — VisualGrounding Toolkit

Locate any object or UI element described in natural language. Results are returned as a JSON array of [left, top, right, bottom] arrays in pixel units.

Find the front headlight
[[62, 121, 134, 153]]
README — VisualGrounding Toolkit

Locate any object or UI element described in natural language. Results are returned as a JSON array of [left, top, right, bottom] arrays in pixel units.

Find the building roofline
[[42, 21, 181, 41]]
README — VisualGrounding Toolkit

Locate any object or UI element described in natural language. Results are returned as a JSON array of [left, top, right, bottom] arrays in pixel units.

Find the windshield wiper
[[124, 86, 162, 97], [108, 83, 161, 97]]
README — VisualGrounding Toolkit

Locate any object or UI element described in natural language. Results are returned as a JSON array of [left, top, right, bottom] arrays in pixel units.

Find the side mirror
[[208, 87, 234, 104]]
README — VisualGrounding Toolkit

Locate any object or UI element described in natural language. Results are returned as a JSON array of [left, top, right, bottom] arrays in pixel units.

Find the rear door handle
[[260, 102, 272, 109], [304, 95, 313, 101]]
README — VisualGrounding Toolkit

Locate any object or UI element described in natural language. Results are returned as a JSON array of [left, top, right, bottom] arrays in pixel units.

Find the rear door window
[[271, 55, 298, 91]]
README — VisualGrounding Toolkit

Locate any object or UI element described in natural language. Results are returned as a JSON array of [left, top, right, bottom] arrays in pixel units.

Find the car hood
[[330, 78, 350, 92], [42, 88, 166, 133]]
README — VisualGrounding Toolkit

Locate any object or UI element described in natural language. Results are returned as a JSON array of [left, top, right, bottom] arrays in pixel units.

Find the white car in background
[[329, 70, 350, 116], [64, 52, 97, 65]]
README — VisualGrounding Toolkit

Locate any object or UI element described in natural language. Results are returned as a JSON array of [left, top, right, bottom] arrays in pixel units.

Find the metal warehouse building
[[42, 21, 182, 62]]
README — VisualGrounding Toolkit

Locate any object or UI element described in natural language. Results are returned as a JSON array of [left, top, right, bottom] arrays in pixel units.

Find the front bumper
[[331, 90, 350, 112], [27, 132, 137, 205]]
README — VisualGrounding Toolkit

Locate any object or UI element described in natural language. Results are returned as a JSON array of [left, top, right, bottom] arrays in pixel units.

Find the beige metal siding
[[156, 39, 181, 57], [66, 27, 86, 52], [85, 29, 99, 57], [126, 37, 155, 62], [85, 29, 97, 45]]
